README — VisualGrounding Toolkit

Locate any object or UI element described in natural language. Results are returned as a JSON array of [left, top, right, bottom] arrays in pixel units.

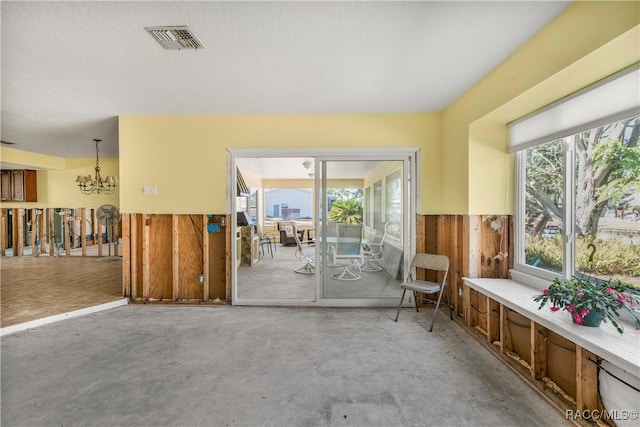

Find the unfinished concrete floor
[[1, 305, 569, 427]]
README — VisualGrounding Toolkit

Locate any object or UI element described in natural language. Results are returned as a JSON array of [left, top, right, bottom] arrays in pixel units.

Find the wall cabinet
[[0, 170, 38, 202]]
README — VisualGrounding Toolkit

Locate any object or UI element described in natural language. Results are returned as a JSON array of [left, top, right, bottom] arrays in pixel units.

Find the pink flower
[[618, 294, 626, 303], [566, 303, 576, 313], [573, 313, 584, 324], [577, 293, 584, 300], [542, 288, 549, 296], [550, 306, 560, 312], [606, 287, 615, 294], [580, 309, 590, 317]]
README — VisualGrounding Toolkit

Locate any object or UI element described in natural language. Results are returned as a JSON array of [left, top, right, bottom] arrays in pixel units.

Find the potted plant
[[533, 276, 640, 334]]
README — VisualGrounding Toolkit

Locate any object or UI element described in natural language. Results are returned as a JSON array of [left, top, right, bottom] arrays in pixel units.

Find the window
[[517, 117, 640, 287], [385, 169, 402, 240]]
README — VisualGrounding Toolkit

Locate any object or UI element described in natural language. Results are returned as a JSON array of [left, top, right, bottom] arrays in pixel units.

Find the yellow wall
[[119, 113, 439, 214], [442, 1, 640, 214]]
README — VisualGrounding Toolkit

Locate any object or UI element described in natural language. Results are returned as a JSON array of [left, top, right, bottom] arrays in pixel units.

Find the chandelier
[[76, 139, 118, 195]]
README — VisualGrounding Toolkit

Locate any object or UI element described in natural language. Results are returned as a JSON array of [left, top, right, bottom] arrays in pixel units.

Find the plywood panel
[[148, 214, 173, 300], [178, 215, 204, 300]]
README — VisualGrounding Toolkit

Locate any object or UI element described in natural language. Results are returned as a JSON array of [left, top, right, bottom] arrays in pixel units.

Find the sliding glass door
[[317, 158, 409, 301]]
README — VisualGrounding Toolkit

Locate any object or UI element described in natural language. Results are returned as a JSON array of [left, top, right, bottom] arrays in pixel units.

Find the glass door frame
[[228, 147, 419, 307]]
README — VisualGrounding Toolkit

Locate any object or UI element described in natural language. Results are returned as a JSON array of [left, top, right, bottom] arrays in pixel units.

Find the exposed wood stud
[[130, 214, 138, 300], [38, 209, 45, 254], [16, 208, 24, 256], [576, 346, 598, 412], [122, 214, 131, 297], [31, 209, 37, 257], [142, 214, 150, 301], [463, 284, 472, 327], [531, 322, 548, 380], [80, 208, 87, 257], [63, 209, 71, 256], [0, 209, 6, 256], [487, 296, 500, 343], [97, 214, 103, 257], [203, 215, 210, 302], [172, 214, 179, 301], [48, 208, 55, 256]]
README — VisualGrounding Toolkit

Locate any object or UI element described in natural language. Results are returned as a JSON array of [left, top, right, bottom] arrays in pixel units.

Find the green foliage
[[328, 198, 362, 224], [576, 237, 640, 277], [533, 276, 640, 334], [592, 140, 640, 206], [525, 235, 563, 272], [326, 188, 363, 201], [526, 236, 640, 277]]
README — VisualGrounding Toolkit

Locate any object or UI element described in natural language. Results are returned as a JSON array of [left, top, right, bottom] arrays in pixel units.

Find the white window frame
[[511, 64, 640, 289]]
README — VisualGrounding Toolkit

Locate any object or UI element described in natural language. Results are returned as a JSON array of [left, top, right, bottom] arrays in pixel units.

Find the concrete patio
[[1, 305, 569, 426]]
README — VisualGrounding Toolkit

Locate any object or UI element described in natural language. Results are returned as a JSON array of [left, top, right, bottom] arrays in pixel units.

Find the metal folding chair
[[394, 253, 453, 332]]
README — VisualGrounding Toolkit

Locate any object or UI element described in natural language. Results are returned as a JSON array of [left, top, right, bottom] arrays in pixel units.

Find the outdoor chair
[[330, 223, 364, 281], [361, 222, 387, 272], [293, 224, 315, 274], [394, 253, 453, 332], [278, 221, 298, 246], [258, 231, 276, 257]]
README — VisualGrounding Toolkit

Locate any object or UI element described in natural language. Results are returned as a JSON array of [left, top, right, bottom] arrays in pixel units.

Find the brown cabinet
[[0, 170, 37, 202]]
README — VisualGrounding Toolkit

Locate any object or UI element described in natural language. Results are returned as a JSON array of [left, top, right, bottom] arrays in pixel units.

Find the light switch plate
[[143, 185, 157, 196]]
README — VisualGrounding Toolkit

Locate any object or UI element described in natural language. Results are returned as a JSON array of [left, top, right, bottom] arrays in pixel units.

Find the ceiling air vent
[[145, 26, 205, 50]]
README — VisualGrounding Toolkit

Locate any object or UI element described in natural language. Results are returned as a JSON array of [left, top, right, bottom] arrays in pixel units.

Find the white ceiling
[[1, 1, 571, 162]]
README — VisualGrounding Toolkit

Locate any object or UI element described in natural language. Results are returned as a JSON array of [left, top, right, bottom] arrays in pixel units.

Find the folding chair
[[394, 253, 453, 332]]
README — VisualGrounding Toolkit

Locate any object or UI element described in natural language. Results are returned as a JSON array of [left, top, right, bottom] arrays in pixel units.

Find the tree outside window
[[522, 116, 640, 287]]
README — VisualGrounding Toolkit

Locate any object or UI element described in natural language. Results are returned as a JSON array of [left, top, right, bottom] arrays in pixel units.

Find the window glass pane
[[385, 169, 402, 240], [373, 181, 382, 230], [264, 188, 312, 224], [574, 117, 640, 287], [364, 187, 371, 226], [524, 139, 564, 274]]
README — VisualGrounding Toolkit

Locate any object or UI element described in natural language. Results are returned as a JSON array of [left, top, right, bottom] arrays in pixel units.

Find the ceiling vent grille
[[145, 26, 205, 50]]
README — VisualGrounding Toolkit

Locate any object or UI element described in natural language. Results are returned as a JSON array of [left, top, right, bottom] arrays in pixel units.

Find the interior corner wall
[[118, 113, 440, 214], [440, 1, 640, 215]]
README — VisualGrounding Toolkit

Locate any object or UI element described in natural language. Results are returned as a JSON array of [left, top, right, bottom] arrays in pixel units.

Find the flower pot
[[574, 309, 605, 327]]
